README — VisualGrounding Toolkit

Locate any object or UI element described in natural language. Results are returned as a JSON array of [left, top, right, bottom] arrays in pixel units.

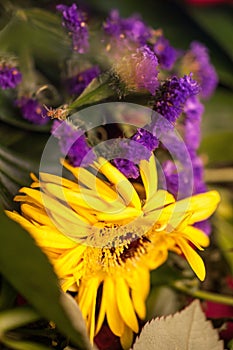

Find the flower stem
[[171, 280, 233, 306]]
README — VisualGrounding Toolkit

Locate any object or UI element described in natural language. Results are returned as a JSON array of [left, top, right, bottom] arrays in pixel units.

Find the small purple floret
[[104, 9, 151, 45], [0, 65, 22, 89], [134, 45, 159, 95], [153, 36, 177, 70], [66, 66, 100, 95], [52, 120, 96, 167], [57, 3, 89, 53], [113, 158, 139, 179], [15, 97, 49, 125], [189, 41, 218, 99]]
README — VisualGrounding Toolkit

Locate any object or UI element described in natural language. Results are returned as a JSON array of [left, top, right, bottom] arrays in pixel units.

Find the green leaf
[[0, 210, 92, 350], [69, 75, 114, 110], [133, 300, 224, 350], [0, 278, 17, 311], [0, 8, 69, 61], [1, 335, 52, 350]]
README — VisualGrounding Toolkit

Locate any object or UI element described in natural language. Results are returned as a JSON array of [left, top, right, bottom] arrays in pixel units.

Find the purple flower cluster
[[113, 127, 159, 178], [153, 36, 177, 70], [104, 9, 151, 45], [189, 41, 218, 99], [116, 45, 159, 95], [155, 74, 200, 123], [15, 97, 49, 125], [0, 65, 22, 90], [52, 120, 96, 167], [66, 66, 100, 95], [57, 4, 89, 53]]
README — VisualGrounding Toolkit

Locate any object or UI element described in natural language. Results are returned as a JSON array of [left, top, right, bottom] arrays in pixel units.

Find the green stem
[[204, 168, 233, 183], [171, 281, 233, 306]]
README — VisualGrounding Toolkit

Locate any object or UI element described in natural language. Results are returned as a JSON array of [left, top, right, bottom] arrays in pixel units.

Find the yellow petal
[[19, 187, 90, 227], [116, 277, 139, 333], [182, 226, 210, 248], [139, 155, 157, 201], [95, 207, 142, 224], [103, 277, 124, 337], [62, 159, 120, 203], [188, 191, 220, 224], [5, 211, 76, 249], [168, 191, 220, 227], [143, 189, 175, 213], [176, 238, 206, 281], [130, 267, 150, 319], [54, 245, 86, 276], [95, 288, 106, 335], [43, 182, 125, 213], [21, 203, 53, 227], [39, 172, 80, 191], [120, 325, 134, 350], [97, 157, 141, 210]]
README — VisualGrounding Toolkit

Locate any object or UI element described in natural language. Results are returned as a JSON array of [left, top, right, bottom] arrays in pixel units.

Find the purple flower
[[188, 41, 218, 99], [66, 66, 100, 95], [162, 160, 179, 197], [15, 97, 49, 125], [104, 9, 151, 45], [153, 36, 177, 70], [52, 120, 96, 167], [184, 97, 204, 151], [155, 74, 200, 123], [134, 46, 159, 94], [116, 45, 159, 95], [113, 158, 139, 178], [112, 137, 154, 178], [132, 128, 159, 152], [57, 3, 89, 53], [0, 65, 22, 89]]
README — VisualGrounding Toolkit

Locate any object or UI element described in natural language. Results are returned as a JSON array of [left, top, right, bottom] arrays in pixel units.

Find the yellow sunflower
[[6, 155, 220, 349]]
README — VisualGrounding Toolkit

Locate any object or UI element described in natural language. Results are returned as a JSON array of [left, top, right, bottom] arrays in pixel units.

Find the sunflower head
[[6, 154, 220, 349]]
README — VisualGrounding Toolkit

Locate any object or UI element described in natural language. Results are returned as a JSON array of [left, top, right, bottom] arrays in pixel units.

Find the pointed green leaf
[[0, 210, 92, 350]]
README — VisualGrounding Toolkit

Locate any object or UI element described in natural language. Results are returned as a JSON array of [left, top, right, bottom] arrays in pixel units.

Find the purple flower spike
[[153, 36, 177, 70], [188, 41, 218, 99], [15, 97, 49, 125], [66, 66, 100, 96], [104, 9, 151, 45], [155, 74, 200, 123], [0, 65, 22, 90], [57, 3, 89, 53], [52, 120, 96, 167]]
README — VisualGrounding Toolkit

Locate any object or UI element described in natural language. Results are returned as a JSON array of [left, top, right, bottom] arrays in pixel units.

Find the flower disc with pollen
[[6, 154, 220, 349]]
